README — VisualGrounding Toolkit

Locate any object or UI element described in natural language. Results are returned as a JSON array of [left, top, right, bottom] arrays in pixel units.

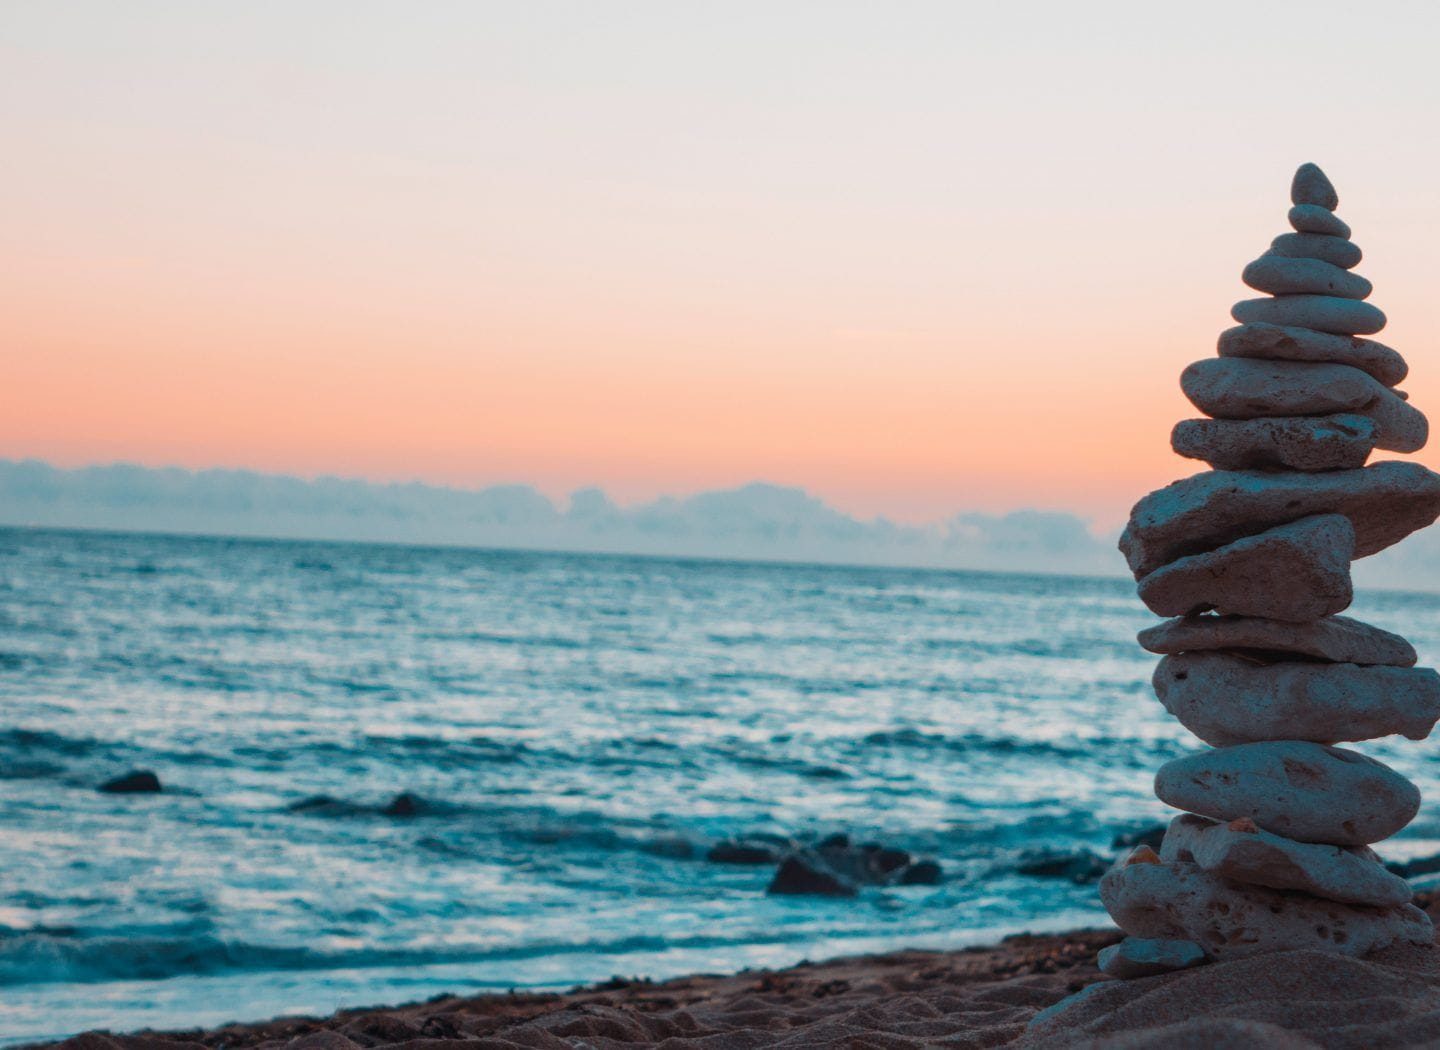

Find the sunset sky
[[4, 1, 1440, 526]]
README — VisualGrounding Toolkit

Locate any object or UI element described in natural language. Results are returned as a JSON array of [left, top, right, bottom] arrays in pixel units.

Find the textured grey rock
[[1218, 324, 1406, 387], [1137, 613, 1417, 667], [1269, 232, 1362, 269], [1136, 515, 1353, 622], [1292, 163, 1339, 210], [1182, 358, 1381, 418], [1152, 652, 1440, 746], [1232, 295, 1386, 336], [1099, 859, 1431, 959], [1171, 414, 1377, 471], [1153, 741, 1419, 845], [1119, 461, 1440, 580], [1360, 385, 1429, 453], [1160, 814, 1412, 907], [1097, 936, 1207, 979], [1290, 204, 1352, 238], [1243, 255, 1371, 299]]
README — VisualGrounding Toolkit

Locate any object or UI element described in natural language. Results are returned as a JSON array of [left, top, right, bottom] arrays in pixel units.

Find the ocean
[[4, 526, 1440, 1043]]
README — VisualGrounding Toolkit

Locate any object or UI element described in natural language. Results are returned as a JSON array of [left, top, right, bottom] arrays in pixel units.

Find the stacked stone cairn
[[1098, 163, 1440, 980]]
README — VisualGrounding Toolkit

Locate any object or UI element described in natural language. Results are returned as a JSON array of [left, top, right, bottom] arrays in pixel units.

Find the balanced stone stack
[[1097, 164, 1440, 981]]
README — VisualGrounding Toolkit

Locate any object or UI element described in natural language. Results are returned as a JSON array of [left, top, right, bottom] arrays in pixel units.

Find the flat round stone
[[1171, 415, 1377, 472], [1292, 163, 1339, 210], [1136, 514, 1353, 622], [1231, 295, 1386, 335], [1290, 204, 1352, 238], [1153, 741, 1419, 845], [1161, 814, 1413, 908], [1269, 232, 1362, 269], [1137, 613, 1417, 666], [1242, 256, 1371, 299], [1181, 358, 1380, 418], [1152, 652, 1440, 746], [1100, 860, 1431, 960], [1097, 937, 1207, 979], [1218, 323, 1406, 386], [1119, 462, 1440, 580]]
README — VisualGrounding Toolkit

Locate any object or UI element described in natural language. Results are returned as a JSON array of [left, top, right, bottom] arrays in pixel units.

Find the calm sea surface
[[5, 527, 1440, 1042]]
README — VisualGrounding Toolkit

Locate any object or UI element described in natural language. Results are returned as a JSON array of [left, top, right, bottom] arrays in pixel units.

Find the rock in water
[[1097, 937, 1207, 979], [1171, 414, 1377, 471], [1099, 860, 1431, 960], [1218, 323, 1405, 386], [99, 770, 162, 794], [1181, 358, 1383, 418], [1242, 255, 1371, 299], [1153, 741, 1419, 845], [1160, 814, 1412, 907], [1137, 613, 1417, 666], [1231, 294, 1385, 335], [1152, 652, 1440, 746], [1135, 514, 1354, 622], [1268, 232, 1363, 269], [1118, 461, 1440, 580], [1289, 204, 1352, 238], [1292, 162, 1340, 210]]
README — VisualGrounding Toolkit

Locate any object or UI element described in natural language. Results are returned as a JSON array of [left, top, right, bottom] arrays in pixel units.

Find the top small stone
[[1292, 162, 1339, 210]]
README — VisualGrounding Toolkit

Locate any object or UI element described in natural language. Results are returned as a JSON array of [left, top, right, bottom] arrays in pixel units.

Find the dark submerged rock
[[767, 851, 859, 897], [98, 770, 161, 794], [1017, 847, 1111, 884]]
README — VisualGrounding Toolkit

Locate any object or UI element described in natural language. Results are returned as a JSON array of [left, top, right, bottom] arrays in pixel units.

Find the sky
[[4, 1, 1440, 527]]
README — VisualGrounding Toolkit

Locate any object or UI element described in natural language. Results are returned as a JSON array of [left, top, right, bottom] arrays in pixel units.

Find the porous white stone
[[1099, 859, 1431, 960], [1171, 414, 1376, 471], [1290, 204, 1352, 238], [1097, 936, 1207, 979], [1218, 323, 1406, 386], [1137, 613, 1417, 667], [1232, 295, 1385, 336], [1292, 163, 1339, 210], [1152, 652, 1440, 746], [1243, 255, 1371, 299], [1269, 232, 1362, 269], [1119, 462, 1440, 580], [1153, 741, 1419, 846], [1160, 814, 1412, 908], [1136, 515, 1353, 622]]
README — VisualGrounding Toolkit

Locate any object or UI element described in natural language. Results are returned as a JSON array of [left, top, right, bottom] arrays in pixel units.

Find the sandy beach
[[22, 891, 1440, 1050]]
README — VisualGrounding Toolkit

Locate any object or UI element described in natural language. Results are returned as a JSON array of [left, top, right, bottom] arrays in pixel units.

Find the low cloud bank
[[1, 459, 1433, 586], [0, 460, 1120, 575]]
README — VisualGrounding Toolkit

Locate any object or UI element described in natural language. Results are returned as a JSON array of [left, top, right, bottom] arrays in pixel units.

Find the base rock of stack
[[1232, 294, 1385, 335], [1097, 937, 1207, 979], [1154, 741, 1419, 846], [1268, 232, 1363, 269], [1137, 613, 1417, 666], [1136, 514, 1353, 621], [1152, 652, 1440, 746], [1172, 414, 1377, 471], [1218, 322, 1406, 386], [1160, 814, 1412, 907], [1099, 859, 1431, 961], [1119, 461, 1440, 579]]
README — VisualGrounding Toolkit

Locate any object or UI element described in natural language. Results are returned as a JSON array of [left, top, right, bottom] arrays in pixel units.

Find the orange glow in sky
[[5, 2, 1440, 527]]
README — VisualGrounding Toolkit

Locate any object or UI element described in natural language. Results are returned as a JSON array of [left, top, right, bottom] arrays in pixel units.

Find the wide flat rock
[[1160, 814, 1412, 907], [1100, 859, 1431, 962], [1181, 357, 1380, 418], [1118, 461, 1440, 580], [1097, 936, 1206, 980], [1232, 294, 1386, 335], [1218, 322, 1406, 386], [1268, 231, 1363, 269], [1243, 255, 1371, 299], [1136, 515, 1353, 622], [1154, 741, 1419, 845], [1171, 414, 1377, 471], [1137, 613, 1417, 666], [1153, 652, 1440, 746]]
